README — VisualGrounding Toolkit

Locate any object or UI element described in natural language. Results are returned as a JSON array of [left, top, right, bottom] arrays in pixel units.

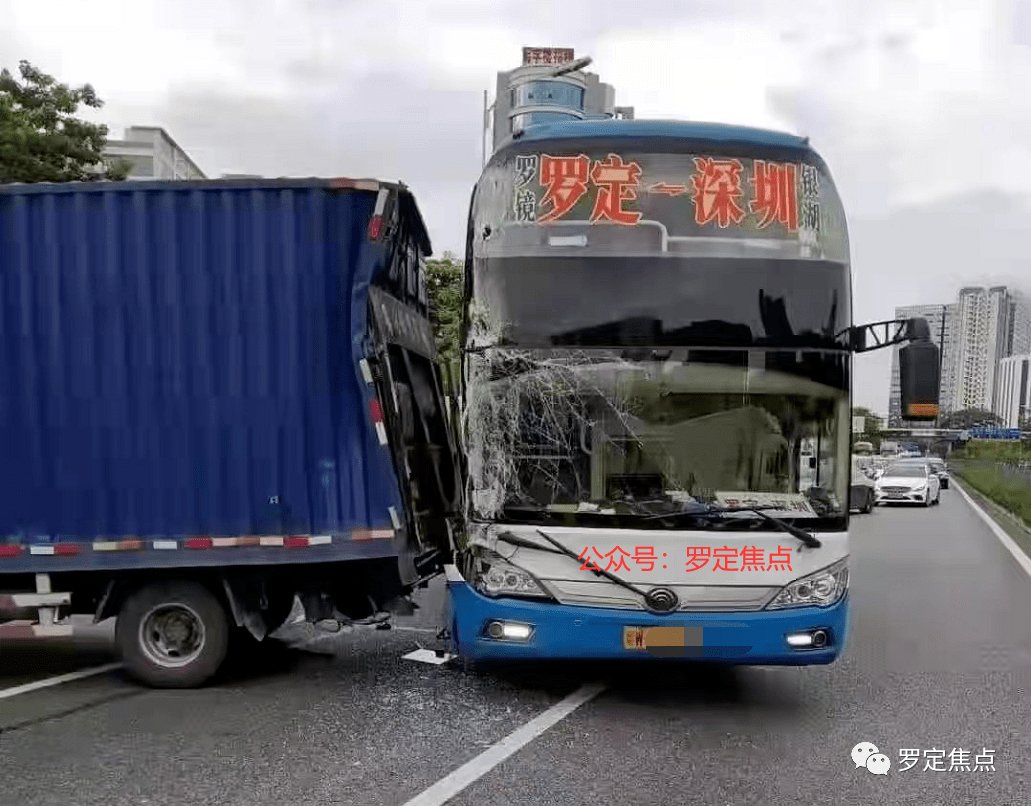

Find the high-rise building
[[103, 126, 206, 181], [953, 286, 1025, 414], [888, 303, 957, 424], [995, 354, 1031, 428], [485, 47, 634, 159], [1005, 291, 1031, 357]]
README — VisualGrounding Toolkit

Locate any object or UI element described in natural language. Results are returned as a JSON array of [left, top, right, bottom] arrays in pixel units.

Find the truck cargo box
[[0, 178, 453, 576]]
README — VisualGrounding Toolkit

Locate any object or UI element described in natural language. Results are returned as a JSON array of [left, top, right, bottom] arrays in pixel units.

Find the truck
[[0, 177, 462, 687]]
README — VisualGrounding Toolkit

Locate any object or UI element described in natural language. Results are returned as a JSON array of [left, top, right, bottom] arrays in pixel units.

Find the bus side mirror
[[899, 340, 940, 421]]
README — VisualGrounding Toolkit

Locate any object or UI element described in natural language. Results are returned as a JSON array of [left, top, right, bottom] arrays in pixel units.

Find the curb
[[953, 479, 1031, 580]]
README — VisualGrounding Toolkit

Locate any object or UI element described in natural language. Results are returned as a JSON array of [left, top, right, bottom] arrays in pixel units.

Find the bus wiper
[[646, 504, 822, 549], [494, 530, 567, 555], [531, 529, 652, 600]]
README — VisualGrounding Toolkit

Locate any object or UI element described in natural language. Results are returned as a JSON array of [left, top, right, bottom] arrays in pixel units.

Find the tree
[[939, 408, 1003, 430], [0, 60, 129, 183], [425, 252, 464, 366]]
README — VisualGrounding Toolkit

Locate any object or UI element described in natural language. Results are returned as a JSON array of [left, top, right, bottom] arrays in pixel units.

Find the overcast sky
[[3, 0, 1029, 414]]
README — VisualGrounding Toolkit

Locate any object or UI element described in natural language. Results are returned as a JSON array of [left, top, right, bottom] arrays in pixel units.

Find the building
[[995, 354, 1031, 428], [103, 126, 206, 181], [485, 47, 634, 159], [888, 303, 957, 424], [952, 286, 1028, 414], [1006, 292, 1031, 357]]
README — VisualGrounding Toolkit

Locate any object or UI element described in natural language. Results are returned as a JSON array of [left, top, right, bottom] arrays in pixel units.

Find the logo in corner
[[852, 742, 891, 776]]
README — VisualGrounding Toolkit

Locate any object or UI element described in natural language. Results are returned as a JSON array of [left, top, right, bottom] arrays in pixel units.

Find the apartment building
[[103, 126, 206, 181]]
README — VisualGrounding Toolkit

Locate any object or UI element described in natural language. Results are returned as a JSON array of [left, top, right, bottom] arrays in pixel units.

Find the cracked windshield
[[1, 4, 1028, 806], [467, 349, 850, 527]]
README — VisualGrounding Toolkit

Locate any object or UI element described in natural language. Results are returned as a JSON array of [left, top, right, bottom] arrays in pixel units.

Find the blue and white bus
[[444, 119, 938, 665]]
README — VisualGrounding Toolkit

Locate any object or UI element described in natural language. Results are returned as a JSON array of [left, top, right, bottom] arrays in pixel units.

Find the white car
[[875, 462, 941, 507]]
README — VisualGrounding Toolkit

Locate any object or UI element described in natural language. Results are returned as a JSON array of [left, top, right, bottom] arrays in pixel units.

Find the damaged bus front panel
[[447, 120, 854, 665]]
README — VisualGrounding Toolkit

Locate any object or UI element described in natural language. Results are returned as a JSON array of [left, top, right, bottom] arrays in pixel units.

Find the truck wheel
[[116, 580, 229, 688]]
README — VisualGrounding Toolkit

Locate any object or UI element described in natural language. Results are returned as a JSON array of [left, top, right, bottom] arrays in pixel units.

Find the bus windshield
[[466, 348, 850, 531], [464, 140, 853, 532]]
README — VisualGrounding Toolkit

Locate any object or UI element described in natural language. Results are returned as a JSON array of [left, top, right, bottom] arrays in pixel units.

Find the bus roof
[[499, 118, 813, 153]]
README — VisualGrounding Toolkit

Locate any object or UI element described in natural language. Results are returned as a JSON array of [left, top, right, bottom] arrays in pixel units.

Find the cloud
[[4, 0, 1030, 413], [765, 0, 1031, 214]]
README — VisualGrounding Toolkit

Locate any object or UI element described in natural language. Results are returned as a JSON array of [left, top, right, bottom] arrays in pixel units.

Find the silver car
[[926, 457, 950, 489]]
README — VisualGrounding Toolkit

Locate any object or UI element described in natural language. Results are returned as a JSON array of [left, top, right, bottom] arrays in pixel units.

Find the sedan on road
[[850, 455, 876, 514], [927, 456, 950, 489], [875, 462, 941, 507]]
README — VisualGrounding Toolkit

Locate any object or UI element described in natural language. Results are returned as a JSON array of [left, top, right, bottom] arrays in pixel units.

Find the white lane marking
[[955, 480, 1031, 579], [0, 662, 123, 701], [401, 682, 606, 806]]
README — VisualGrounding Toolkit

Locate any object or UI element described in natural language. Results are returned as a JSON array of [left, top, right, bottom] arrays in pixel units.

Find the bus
[[443, 119, 938, 665]]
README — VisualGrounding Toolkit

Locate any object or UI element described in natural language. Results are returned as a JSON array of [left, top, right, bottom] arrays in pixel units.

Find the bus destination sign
[[509, 151, 827, 250]]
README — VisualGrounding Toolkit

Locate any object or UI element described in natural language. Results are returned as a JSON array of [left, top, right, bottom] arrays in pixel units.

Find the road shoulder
[[954, 477, 1031, 574]]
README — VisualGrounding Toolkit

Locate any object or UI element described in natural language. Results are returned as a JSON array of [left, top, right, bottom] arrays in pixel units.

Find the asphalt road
[[1, 488, 1029, 806]]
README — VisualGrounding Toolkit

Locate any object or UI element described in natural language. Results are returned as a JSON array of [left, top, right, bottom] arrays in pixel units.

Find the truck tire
[[116, 580, 229, 688]]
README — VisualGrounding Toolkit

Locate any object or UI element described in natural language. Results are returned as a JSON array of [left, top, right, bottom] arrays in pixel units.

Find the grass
[[951, 462, 1031, 529], [950, 439, 1031, 463]]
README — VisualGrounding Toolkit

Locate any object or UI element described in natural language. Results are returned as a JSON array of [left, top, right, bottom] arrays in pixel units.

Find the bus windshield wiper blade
[[494, 530, 567, 555], [532, 529, 651, 600], [646, 504, 822, 549], [724, 506, 822, 549]]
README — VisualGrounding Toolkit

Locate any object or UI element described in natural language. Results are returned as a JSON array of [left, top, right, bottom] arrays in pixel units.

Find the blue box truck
[[0, 177, 461, 687]]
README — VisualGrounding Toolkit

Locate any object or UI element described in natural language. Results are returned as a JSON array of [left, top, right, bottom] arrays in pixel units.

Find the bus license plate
[[623, 626, 649, 651]]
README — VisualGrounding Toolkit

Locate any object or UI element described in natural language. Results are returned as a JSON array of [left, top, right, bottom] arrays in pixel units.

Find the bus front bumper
[[446, 581, 849, 665]]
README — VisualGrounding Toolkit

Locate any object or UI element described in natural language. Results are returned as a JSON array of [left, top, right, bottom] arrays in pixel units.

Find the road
[[1, 487, 1029, 806]]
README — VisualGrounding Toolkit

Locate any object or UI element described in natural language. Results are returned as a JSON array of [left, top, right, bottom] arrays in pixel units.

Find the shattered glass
[[462, 325, 851, 529]]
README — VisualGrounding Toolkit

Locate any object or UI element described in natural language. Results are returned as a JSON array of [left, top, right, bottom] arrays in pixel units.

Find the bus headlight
[[471, 549, 552, 600], [767, 558, 849, 610]]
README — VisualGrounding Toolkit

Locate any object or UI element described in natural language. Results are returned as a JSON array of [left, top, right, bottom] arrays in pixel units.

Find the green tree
[[939, 408, 1003, 430], [0, 60, 129, 183], [425, 251, 464, 365]]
